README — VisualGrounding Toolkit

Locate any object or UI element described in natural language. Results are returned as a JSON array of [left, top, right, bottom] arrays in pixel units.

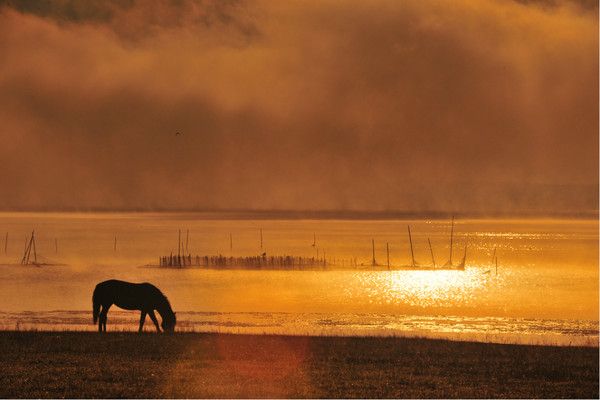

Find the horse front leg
[[148, 310, 161, 333], [139, 311, 147, 332]]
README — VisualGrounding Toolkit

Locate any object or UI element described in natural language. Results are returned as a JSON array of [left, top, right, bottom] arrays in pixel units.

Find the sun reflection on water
[[353, 268, 493, 308]]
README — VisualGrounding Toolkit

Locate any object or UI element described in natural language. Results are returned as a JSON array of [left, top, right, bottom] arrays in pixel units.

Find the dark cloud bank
[[0, 0, 597, 216]]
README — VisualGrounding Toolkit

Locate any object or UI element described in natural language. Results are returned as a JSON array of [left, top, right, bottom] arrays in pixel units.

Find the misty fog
[[0, 0, 597, 214]]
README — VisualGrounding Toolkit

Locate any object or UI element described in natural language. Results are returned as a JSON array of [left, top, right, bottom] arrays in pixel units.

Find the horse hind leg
[[99, 311, 106, 332], [100, 304, 112, 332], [98, 305, 105, 332]]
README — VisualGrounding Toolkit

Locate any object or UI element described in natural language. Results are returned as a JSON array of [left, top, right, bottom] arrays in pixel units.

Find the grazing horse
[[92, 279, 176, 333]]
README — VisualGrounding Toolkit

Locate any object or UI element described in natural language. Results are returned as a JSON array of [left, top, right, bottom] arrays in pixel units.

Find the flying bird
[[175, 131, 182, 136]]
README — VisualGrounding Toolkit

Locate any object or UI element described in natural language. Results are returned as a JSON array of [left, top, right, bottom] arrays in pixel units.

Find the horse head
[[161, 311, 176, 333]]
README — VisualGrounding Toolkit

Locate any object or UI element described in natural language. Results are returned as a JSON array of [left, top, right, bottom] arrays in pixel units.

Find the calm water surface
[[0, 212, 597, 346]]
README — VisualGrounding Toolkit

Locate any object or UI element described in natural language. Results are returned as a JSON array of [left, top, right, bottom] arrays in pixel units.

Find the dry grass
[[0, 331, 596, 398]]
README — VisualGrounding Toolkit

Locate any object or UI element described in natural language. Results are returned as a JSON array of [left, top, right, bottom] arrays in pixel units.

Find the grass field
[[0, 331, 596, 398]]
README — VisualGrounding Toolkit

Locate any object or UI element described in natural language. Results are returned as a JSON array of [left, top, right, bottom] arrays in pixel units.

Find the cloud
[[0, 0, 597, 214]]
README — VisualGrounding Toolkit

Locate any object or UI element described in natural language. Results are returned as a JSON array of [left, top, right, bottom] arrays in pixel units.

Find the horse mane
[[155, 288, 175, 316]]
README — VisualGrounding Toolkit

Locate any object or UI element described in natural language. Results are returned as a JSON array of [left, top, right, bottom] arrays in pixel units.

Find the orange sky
[[0, 0, 597, 214]]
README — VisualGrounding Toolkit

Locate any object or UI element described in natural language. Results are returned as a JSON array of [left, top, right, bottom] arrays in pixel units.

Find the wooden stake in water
[[21, 230, 36, 265], [185, 229, 189, 254], [407, 225, 416, 267], [4, 232, 7, 255], [55, 238, 58, 254], [386, 242, 390, 269], [229, 233, 233, 251], [371, 239, 376, 266], [428, 238, 435, 267], [114, 236, 117, 252], [312, 233, 316, 247], [21, 233, 31, 265], [32, 231, 37, 263], [260, 228, 263, 250], [178, 230, 181, 259], [22, 237, 28, 264], [448, 215, 455, 265]]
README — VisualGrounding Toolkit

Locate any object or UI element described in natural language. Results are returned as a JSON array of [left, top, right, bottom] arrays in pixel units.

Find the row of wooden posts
[[160, 217, 469, 269], [159, 254, 340, 268], [5, 216, 495, 271], [3, 218, 454, 264]]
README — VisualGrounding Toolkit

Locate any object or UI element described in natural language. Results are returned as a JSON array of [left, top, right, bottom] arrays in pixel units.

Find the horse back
[[94, 279, 163, 311]]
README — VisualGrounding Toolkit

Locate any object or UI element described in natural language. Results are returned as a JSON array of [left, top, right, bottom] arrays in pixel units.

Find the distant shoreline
[[0, 209, 597, 220], [0, 331, 596, 398]]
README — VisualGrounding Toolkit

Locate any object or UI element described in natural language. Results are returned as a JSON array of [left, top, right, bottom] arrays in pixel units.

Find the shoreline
[[1, 327, 597, 349], [0, 331, 596, 398], [1, 309, 597, 348]]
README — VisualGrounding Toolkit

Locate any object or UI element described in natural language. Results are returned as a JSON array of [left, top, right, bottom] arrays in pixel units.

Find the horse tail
[[92, 288, 100, 324]]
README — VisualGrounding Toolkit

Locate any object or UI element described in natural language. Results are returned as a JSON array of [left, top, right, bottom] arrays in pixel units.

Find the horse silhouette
[[92, 279, 176, 333]]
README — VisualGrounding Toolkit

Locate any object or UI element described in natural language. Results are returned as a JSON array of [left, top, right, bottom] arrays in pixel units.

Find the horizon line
[[0, 208, 596, 220]]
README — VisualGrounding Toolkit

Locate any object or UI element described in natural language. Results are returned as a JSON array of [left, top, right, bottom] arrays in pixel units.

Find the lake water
[[0, 212, 597, 346]]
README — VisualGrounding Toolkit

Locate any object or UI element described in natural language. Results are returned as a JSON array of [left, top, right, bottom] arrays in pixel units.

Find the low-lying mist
[[0, 0, 597, 214]]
